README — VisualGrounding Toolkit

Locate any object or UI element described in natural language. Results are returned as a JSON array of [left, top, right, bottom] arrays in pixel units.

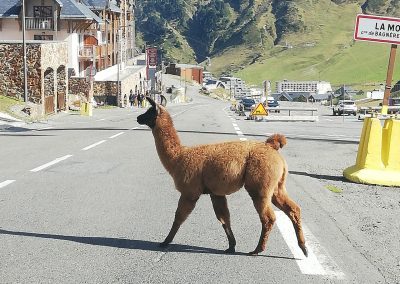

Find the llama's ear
[[146, 97, 156, 108]]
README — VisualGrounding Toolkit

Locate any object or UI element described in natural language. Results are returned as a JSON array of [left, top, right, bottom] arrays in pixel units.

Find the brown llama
[[137, 97, 308, 256]]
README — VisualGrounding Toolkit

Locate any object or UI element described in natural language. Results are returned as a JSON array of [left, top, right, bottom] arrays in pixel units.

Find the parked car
[[266, 97, 280, 113], [333, 100, 357, 116], [239, 98, 257, 111]]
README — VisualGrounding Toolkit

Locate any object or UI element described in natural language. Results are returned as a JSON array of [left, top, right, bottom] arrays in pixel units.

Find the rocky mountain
[[135, 0, 400, 83]]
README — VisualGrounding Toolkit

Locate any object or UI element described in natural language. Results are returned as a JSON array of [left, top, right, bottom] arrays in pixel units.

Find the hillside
[[135, 0, 400, 88]]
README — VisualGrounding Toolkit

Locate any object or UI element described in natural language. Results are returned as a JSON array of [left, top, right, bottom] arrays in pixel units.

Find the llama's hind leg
[[249, 195, 276, 255], [210, 194, 236, 253], [272, 190, 308, 257], [160, 195, 198, 248]]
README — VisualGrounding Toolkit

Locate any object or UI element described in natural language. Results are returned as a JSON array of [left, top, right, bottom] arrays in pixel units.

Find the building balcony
[[79, 45, 109, 58], [25, 17, 54, 30]]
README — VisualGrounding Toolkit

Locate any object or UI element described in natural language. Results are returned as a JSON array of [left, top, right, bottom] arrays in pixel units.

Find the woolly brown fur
[[137, 98, 308, 256]]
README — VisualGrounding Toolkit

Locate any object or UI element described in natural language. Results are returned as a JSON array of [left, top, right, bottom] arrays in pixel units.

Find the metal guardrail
[[359, 106, 400, 115], [273, 107, 318, 116]]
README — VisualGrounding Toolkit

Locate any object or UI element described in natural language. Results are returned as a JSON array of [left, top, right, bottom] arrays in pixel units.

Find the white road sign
[[354, 14, 400, 45]]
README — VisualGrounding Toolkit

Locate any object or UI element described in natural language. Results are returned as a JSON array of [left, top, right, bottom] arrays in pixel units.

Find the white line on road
[[30, 155, 73, 172], [109, 132, 125, 139], [82, 140, 107, 151], [0, 180, 16, 189], [275, 211, 345, 279]]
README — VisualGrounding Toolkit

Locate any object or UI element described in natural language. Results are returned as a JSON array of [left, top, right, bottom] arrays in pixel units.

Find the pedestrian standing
[[137, 93, 142, 108], [129, 89, 134, 108]]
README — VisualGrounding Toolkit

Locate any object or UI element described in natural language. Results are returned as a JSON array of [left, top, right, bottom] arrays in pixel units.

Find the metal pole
[[22, 0, 28, 103], [117, 34, 120, 106], [382, 44, 397, 115]]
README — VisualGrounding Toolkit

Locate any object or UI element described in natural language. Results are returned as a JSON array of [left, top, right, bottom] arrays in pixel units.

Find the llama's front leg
[[210, 194, 236, 253], [249, 196, 276, 255], [160, 195, 198, 248]]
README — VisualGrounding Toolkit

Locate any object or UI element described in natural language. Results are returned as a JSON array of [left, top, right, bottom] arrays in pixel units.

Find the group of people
[[126, 89, 145, 108]]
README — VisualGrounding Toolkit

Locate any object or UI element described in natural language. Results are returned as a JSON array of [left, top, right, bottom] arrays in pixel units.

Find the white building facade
[[276, 80, 332, 95]]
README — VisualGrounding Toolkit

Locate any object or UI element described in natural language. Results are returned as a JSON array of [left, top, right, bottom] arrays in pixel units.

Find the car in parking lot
[[266, 97, 280, 113], [333, 100, 357, 116], [239, 98, 257, 111]]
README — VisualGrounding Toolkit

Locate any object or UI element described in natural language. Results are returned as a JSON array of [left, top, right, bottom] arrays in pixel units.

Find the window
[[33, 6, 52, 17], [34, 34, 53, 40]]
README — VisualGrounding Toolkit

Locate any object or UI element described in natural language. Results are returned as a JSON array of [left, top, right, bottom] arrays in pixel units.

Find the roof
[[59, 0, 103, 23], [83, 0, 122, 13], [0, 0, 105, 22], [176, 63, 203, 70], [311, 93, 330, 100], [277, 91, 314, 101], [0, 0, 20, 17]]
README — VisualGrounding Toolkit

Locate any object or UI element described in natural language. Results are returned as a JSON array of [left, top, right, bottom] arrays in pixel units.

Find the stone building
[[0, 0, 139, 112]]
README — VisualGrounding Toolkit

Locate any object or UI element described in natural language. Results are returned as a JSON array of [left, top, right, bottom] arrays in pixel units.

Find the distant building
[[166, 63, 204, 85], [219, 76, 251, 98], [276, 80, 332, 95]]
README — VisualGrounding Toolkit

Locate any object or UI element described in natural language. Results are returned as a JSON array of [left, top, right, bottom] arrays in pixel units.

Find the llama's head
[[137, 97, 159, 128]]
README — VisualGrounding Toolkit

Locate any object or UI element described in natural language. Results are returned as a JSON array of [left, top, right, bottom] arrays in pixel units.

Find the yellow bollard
[[343, 117, 400, 186], [80, 102, 93, 117]]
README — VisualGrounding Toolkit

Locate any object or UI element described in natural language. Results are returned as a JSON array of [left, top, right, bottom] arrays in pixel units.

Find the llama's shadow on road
[[0, 228, 296, 260]]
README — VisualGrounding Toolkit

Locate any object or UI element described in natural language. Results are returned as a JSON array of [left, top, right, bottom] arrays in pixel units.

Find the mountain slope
[[135, 0, 400, 87]]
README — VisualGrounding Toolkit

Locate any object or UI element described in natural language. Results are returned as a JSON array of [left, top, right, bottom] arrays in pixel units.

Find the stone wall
[[0, 42, 68, 114], [0, 44, 41, 101], [68, 77, 119, 105]]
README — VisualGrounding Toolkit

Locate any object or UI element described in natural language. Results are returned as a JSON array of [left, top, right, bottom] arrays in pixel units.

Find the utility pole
[[22, 0, 28, 103], [117, 29, 121, 106]]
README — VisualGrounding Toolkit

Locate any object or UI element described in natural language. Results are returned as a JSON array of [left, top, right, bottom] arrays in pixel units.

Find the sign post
[[354, 14, 400, 114]]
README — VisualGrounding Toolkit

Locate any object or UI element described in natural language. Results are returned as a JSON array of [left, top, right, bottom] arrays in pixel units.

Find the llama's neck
[[152, 112, 182, 174]]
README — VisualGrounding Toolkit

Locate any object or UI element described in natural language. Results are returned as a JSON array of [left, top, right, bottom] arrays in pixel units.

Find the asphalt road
[[1, 79, 399, 283]]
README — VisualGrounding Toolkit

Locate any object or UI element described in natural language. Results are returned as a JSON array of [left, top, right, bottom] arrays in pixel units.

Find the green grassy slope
[[211, 1, 400, 89]]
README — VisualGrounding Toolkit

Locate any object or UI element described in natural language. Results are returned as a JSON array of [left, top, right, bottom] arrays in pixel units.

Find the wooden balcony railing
[[25, 17, 54, 30], [79, 45, 109, 58]]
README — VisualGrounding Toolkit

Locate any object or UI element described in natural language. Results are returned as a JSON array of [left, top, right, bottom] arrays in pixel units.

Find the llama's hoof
[[300, 245, 308, 257], [247, 250, 260, 256], [159, 241, 170, 248], [224, 247, 235, 254]]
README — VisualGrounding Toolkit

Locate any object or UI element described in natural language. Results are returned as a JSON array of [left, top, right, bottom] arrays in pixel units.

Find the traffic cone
[[343, 117, 400, 186]]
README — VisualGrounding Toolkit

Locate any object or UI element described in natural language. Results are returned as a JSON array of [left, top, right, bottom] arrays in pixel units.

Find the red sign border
[[354, 14, 400, 45]]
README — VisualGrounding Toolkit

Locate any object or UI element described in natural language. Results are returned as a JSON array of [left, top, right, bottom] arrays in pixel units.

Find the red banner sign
[[147, 47, 157, 67]]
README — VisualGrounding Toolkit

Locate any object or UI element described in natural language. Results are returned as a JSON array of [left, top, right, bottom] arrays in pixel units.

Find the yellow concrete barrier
[[80, 102, 93, 116], [343, 117, 400, 186]]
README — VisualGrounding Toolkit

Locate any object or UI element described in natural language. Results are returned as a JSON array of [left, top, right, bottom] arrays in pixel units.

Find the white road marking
[[0, 180, 16, 189], [96, 118, 106, 121], [109, 132, 125, 139], [236, 131, 243, 135], [30, 155, 73, 172], [82, 140, 106, 151], [275, 211, 345, 279], [234, 126, 240, 131], [153, 251, 168, 262], [239, 137, 247, 141]]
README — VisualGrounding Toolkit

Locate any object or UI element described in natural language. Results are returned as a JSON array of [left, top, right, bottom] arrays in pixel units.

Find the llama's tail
[[266, 134, 287, 150]]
